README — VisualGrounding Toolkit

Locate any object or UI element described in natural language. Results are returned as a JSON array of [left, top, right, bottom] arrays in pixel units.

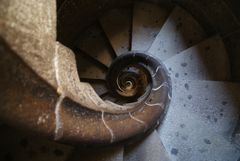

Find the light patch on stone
[[37, 113, 49, 125], [54, 43, 62, 94]]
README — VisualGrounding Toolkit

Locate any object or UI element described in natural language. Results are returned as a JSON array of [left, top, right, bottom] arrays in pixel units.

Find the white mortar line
[[54, 94, 65, 140], [145, 102, 164, 109], [152, 82, 168, 91], [53, 43, 65, 140], [102, 111, 115, 143], [129, 112, 147, 127], [152, 66, 160, 77], [54, 43, 62, 92]]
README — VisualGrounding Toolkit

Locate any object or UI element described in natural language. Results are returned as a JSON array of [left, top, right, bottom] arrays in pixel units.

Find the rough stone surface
[[0, 0, 57, 87], [0, 38, 57, 138], [0, 26, 57, 88], [0, 0, 56, 39], [58, 97, 164, 144], [172, 79, 240, 136]]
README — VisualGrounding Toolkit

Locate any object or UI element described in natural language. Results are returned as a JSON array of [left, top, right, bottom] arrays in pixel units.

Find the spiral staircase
[[0, 0, 240, 161]]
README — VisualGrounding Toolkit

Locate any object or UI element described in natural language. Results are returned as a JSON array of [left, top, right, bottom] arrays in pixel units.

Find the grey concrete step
[[131, 2, 171, 51], [159, 111, 240, 161], [75, 25, 115, 67], [124, 130, 170, 161], [232, 121, 240, 148], [148, 6, 207, 61], [75, 53, 107, 80], [164, 36, 231, 81], [99, 8, 131, 56], [171, 79, 240, 136], [158, 79, 240, 161]]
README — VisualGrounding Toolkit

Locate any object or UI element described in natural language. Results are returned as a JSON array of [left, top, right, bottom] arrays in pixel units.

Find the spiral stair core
[[0, 0, 240, 161]]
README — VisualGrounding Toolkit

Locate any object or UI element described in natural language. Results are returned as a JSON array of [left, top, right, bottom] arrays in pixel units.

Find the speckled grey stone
[[165, 35, 231, 81], [158, 79, 240, 161]]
